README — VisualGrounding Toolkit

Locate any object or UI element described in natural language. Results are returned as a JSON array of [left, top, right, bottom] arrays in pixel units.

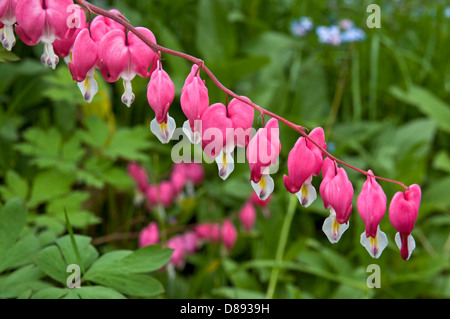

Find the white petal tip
[[322, 211, 349, 244], [251, 174, 274, 201], [215, 151, 234, 180], [395, 232, 416, 260], [150, 115, 176, 144], [182, 120, 201, 144], [295, 183, 317, 208], [360, 227, 388, 259]]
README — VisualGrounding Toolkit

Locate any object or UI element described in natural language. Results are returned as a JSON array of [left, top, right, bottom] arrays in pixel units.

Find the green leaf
[[103, 126, 152, 161], [0, 265, 50, 299], [32, 287, 72, 299], [76, 286, 126, 299], [55, 235, 99, 273], [0, 47, 20, 63], [0, 232, 40, 273], [0, 170, 28, 201], [35, 246, 68, 285], [212, 287, 266, 299], [79, 115, 110, 149], [390, 85, 450, 134], [118, 245, 173, 273], [28, 170, 75, 207], [0, 198, 27, 262]]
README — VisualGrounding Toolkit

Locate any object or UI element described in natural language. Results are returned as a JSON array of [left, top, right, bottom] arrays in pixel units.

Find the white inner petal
[[322, 208, 349, 244], [121, 79, 135, 107], [295, 182, 317, 208], [360, 226, 388, 259], [394, 232, 416, 260], [251, 174, 274, 201], [150, 113, 176, 144], [1, 24, 16, 51], [215, 150, 234, 180], [41, 42, 59, 70], [77, 71, 98, 103], [182, 119, 201, 144]]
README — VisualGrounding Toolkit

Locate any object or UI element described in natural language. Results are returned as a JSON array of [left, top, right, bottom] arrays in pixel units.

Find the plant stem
[[266, 195, 297, 299]]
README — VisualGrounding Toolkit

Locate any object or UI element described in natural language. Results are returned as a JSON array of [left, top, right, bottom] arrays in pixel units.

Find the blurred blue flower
[[445, 7, 450, 18], [316, 25, 341, 46], [340, 27, 366, 43], [290, 17, 314, 37]]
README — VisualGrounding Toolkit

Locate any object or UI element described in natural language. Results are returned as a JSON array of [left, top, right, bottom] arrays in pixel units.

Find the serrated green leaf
[[77, 286, 126, 299], [35, 246, 68, 285], [28, 170, 75, 207], [56, 235, 99, 272], [0, 170, 28, 201], [0, 198, 27, 262], [0, 232, 40, 272], [0, 265, 50, 299], [103, 126, 152, 161], [31, 287, 71, 299]]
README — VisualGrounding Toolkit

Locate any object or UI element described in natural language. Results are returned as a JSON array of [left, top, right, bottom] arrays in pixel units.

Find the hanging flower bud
[[389, 184, 421, 260], [222, 219, 237, 251], [127, 162, 149, 194], [98, 27, 157, 107], [195, 223, 221, 243], [15, 0, 73, 69], [167, 236, 185, 268], [181, 64, 209, 144], [68, 28, 99, 103], [357, 170, 388, 258], [148, 61, 176, 144], [227, 96, 254, 148], [239, 201, 256, 232], [201, 103, 235, 180], [146, 181, 176, 208], [283, 127, 326, 207], [320, 158, 354, 243], [181, 232, 198, 254], [246, 118, 281, 200], [0, 0, 17, 51], [138, 222, 159, 247]]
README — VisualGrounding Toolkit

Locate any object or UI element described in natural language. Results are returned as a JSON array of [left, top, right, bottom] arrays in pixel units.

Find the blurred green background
[[0, 0, 449, 299]]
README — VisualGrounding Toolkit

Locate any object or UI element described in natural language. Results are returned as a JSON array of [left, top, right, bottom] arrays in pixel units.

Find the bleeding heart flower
[[283, 127, 326, 207], [146, 181, 176, 208], [68, 28, 99, 103], [139, 222, 159, 247], [167, 236, 185, 268], [15, 0, 73, 69], [0, 0, 17, 51], [195, 223, 221, 243], [320, 158, 354, 243], [357, 170, 388, 258], [89, 9, 125, 43], [227, 96, 254, 148], [98, 26, 157, 107], [201, 103, 235, 180], [239, 201, 256, 232], [53, 4, 87, 59], [222, 219, 237, 251], [246, 118, 281, 200], [181, 64, 209, 144], [389, 184, 421, 260], [148, 61, 176, 144]]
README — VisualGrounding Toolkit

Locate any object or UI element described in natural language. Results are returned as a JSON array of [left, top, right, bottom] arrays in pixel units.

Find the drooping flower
[[283, 127, 326, 207], [246, 118, 281, 200], [320, 158, 354, 243], [195, 223, 221, 243], [181, 232, 198, 254], [357, 170, 388, 258], [180, 64, 209, 144], [138, 222, 159, 247], [389, 184, 421, 260], [146, 181, 176, 208], [89, 9, 125, 43], [227, 96, 255, 148], [167, 236, 185, 268], [53, 4, 87, 60], [68, 28, 99, 103], [148, 61, 176, 144], [98, 26, 157, 107], [239, 201, 256, 232], [222, 219, 237, 251], [0, 0, 17, 51], [15, 0, 74, 69], [201, 103, 235, 180]]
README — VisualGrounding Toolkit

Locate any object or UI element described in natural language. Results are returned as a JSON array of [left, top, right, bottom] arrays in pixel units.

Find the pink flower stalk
[[138, 222, 159, 247], [227, 97, 255, 148], [148, 61, 176, 144], [167, 236, 185, 268], [201, 103, 235, 180], [222, 219, 237, 251], [146, 181, 176, 208], [68, 28, 99, 103], [246, 118, 281, 200], [357, 170, 388, 258], [389, 184, 421, 260], [320, 158, 354, 243], [53, 4, 87, 59], [15, 0, 74, 69], [98, 26, 157, 107], [0, 0, 17, 51], [283, 127, 326, 207], [181, 64, 209, 144], [195, 223, 221, 243], [239, 201, 256, 232]]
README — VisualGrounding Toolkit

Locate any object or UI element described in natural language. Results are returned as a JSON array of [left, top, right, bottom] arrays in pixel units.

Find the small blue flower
[[340, 27, 366, 43], [290, 17, 314, 37], [316, 25, 341, 45], [444, 7, 450, 18]]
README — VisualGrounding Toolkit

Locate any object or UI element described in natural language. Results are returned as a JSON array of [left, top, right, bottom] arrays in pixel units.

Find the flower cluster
[[5, 1, 422, 261], [290, 17, 314, 37]]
